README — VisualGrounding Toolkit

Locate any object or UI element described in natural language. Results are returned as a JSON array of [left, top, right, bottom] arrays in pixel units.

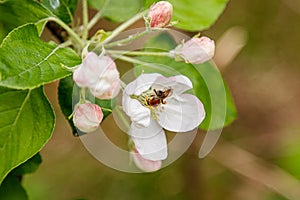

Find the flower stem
[[101, 10, 148, 45], [115, 106, 130, 130], [104, 30, 149, 48], [80, 88, 86, 103], [120, 80, 127, 90], [112, 55, 174, 75], [59, 40, 73, 48], [101, 107, 113, 112], [82, 0, 89, 40], [87, 0, 110, 31], [49, 17, 85, 48], [107, 50, 170, 57]]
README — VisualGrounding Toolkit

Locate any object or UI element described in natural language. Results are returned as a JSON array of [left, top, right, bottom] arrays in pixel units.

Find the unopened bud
[[170, 36, 215, 64], [73, 103, 103, 133], [131, 147, 162, 172], [148, 1, 173, 28]]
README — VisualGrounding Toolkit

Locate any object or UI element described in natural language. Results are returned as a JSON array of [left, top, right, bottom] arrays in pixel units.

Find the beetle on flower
[[122, 73, 205, 171]]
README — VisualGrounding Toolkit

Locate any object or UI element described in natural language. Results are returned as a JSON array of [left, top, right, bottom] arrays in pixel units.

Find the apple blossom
[[148, 1, 173, 28], [73, 103, 103, 133], [122, 73, 205, 164], [170, 36, 215, 64], [73, 52, 121, 99]]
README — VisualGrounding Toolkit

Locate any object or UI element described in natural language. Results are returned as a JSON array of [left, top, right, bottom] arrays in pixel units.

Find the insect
[[145, 88, 173, 107]]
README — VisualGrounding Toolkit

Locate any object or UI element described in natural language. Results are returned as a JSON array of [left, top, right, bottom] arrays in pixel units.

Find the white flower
[[122, 73, 205, 163], [170, 36, 215, 64], [73, 103, 103, 133], [148, 1, 173, 28], [73, 52, 120, 99]]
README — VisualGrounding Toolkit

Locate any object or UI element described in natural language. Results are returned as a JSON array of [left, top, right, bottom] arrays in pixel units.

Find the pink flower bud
[[73, 52, 121, 99], [131, 147, 162, 172], [89, 56, 121, 99], [148, 1, 173, 28], [73, 103, 103, 133], [171, 36, 215, 64]]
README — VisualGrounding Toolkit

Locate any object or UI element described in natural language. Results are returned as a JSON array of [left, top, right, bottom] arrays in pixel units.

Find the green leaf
[[88, 0, 143, 22], [135, 32, 237, 130], [0, 0, 53, 42], [95, 98, 116, 118], [58, 76, 78, 135], [58, 76, 115, 136], [143, 0, 156, 8], [273, 135, 300, 179], [169, 0, 229, 31], [41, 0, 78, 24], [0, 153, 42, 199], [0, 24, 81, 90], [0, 86, 54, 184], [0, 174, 28, 200], [11, 153, 42, 176]]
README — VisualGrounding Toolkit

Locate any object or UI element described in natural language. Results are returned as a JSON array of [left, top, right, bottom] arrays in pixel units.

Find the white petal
[[129, 119, 162, 139], [131, 125, 167, 161], [123, 99, 151, 128], [157, 94, 205, 132], [124, 73, 162, 96], [152, 75, 193, 95]]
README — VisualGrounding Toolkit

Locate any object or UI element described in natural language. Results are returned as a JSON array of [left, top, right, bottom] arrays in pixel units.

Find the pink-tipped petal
[[131, 147, 162, 172]]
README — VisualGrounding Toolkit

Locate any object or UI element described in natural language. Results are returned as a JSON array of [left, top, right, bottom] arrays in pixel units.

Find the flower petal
[[131, 147, 162, 172], [123, 98, 151, 128], [152, 74, 193, 95], [129, 118, 162, 139], [73, 103, 103, 133], [73, 52, 106, 87], [131, 125, 167, 161], [172, 37, 215, 64], [90, 66, 120, 99], [124, 73, 162, 96], [157, 94, 205, 132]]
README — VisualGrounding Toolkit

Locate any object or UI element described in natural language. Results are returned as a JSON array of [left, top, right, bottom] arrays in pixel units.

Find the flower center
[[130, 87, 173, 119]]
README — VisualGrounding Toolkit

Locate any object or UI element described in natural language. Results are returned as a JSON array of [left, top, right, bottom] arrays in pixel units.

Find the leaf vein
[[8, 90, 31, 140]]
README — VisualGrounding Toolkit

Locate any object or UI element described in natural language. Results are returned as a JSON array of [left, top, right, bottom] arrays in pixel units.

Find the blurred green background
[[19, 0, 300, 199]]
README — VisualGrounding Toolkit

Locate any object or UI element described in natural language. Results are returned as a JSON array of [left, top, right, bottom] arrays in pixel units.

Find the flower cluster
[[123, 73, 205, 171], [70, 1, 213, 171], [72, 52, 120, 133]]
